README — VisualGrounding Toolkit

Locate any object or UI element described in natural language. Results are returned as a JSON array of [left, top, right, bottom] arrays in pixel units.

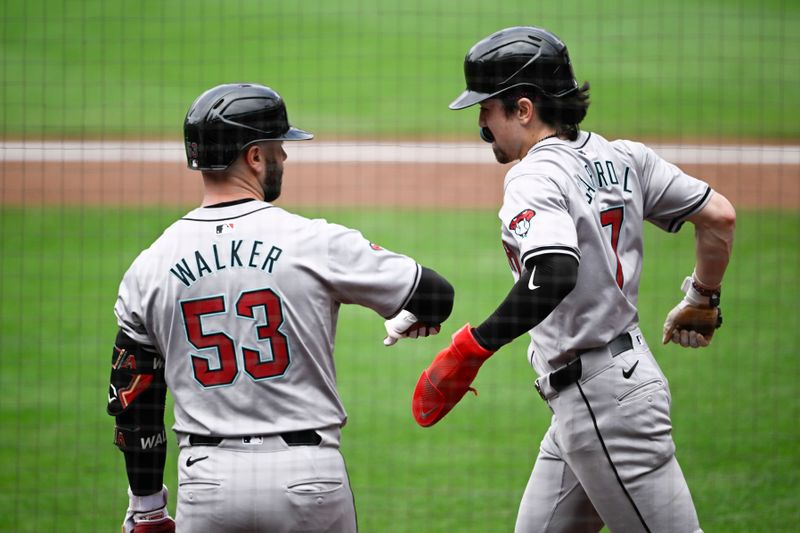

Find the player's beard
[[261, 162, 283, 202]]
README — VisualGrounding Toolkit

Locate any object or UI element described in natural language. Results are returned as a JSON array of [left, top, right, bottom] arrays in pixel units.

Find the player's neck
[[516, 110, 559, 158], [202, 191, 261, 207], [200, 172, 263, 206], [521, 127, 558, 157]]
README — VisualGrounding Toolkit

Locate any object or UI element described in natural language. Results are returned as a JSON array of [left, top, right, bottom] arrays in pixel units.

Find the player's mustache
[[480, 127, 495, 143]]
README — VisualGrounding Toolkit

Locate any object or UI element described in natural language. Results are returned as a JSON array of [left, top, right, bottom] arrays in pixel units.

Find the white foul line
[[1, 140, 798, 165]]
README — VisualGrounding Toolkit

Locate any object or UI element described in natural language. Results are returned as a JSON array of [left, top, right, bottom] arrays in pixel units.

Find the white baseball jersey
[[499, 131, 712, 375], [115, 200, 420, 437]]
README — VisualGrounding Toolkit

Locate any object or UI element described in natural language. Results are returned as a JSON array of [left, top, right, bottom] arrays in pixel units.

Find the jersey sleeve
[[501, 173, 579, 267], [321, 222, 421, 318], [114, 253, 154, 347], [636, 143, 713, 233]]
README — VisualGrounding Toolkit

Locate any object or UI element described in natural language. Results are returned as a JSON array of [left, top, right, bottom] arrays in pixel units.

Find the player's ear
[[517, 97, 535, 124], [242, 143, 265, 174]]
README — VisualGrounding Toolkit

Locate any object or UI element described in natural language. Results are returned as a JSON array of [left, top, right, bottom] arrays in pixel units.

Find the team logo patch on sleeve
[[369, 242, 383, 251], [509, 209, 536, 238]]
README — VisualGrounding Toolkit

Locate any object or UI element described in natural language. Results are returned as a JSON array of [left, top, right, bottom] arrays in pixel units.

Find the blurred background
[[1, 1, 798, 531]]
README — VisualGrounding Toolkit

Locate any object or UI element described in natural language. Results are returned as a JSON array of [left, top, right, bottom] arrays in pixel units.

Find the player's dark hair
[[500, 82, 591, 141]]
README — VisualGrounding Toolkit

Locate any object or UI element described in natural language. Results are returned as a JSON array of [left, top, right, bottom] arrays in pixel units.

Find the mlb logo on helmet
[[187, 142, 200, 168], [509, 209, 536, 237]]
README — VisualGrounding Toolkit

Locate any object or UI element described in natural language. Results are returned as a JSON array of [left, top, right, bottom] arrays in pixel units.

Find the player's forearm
[[689, 192, 736, 288], [122, 441, 168, 496], [116, 387, 168, 495], [473, 253, 578, 351]]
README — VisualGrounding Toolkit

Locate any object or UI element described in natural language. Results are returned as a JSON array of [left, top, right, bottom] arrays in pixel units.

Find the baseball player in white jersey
[[107, 83, 454, 532], [410, 27, 736, 532]]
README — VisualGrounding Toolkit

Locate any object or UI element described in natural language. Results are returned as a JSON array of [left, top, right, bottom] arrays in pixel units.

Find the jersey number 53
[[180, 288, 290, 388]]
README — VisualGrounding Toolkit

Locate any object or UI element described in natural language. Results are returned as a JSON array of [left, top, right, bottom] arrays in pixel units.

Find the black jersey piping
[[530, 132, 592, 155], [576, 382, 652, 533], [574, 131, 592, 149], [205, 198, 257, 208], [520, 246, 581, 266], [181, 205, 275, 222], [667, 186, 711, 233]]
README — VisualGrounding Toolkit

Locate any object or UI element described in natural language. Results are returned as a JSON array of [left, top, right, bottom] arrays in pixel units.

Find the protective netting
[[1, 2, 798, 531]]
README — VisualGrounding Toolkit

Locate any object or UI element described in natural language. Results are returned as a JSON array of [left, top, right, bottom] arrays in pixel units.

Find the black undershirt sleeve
[[473, 253, 579, 352], [404, 266, 455, 326]]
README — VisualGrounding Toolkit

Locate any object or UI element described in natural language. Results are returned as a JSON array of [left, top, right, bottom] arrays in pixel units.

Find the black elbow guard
[[109, 330, 168, 495], [108, 330, 167, 454]]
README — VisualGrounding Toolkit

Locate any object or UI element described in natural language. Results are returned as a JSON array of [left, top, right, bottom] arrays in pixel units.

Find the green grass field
[[2, 1, 798, 531], [0, 206, 798, 532], [2, 0, 798, 139]]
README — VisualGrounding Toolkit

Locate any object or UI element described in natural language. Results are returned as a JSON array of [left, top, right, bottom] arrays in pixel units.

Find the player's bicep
[[501, 174, 579, 261], [114, 257, 152, 346], [639, 144, 712, 232], [323, 223, 421, 317]]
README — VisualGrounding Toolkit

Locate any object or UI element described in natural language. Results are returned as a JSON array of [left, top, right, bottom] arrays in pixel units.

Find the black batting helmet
[[449, 26, 579, 110], [184, 83, 313, 171]]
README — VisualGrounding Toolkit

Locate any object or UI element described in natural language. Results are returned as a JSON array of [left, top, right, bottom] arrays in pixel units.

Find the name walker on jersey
[[170, 239, 283, 287]]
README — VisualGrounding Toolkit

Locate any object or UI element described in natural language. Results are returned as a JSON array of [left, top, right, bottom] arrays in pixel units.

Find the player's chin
[[263, 187, 281, 202], [262, 181, 282, 202], [492, 146, 513, 165]]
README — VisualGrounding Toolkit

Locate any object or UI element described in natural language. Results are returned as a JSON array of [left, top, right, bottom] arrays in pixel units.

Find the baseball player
[[107, 83, 454, 532], [410, 27, 736, 532]]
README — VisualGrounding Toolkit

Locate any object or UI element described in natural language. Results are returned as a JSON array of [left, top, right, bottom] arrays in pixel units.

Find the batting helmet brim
[[449, 82, 542, 110], [448, 89, 491, 110], [278, 126, 314, 141]]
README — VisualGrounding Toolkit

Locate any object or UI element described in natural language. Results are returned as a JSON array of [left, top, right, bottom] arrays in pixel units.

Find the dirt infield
[[1, 160, 797, 209]]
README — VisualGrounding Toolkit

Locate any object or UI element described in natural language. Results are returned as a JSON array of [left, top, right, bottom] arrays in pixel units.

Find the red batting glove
[[131, 515, 175, 533], [122, 485, 176, 533], [412, 325, 494, 427]]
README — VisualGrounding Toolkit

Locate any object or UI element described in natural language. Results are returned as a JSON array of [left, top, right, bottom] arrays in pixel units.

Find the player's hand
[[122, 485, 176, 533], [662, 275, 722, 348], [412, 325, 494, 426], [383, 310, 441, 346]]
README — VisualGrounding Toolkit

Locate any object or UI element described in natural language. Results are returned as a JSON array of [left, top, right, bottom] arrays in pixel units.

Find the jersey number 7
[[180, 288, 290, 387], [600, 206, 625, 289]]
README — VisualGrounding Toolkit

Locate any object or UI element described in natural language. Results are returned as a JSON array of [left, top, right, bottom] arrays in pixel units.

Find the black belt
[[545, 332, 634, 395], [189, 429, 322, 447], [575, 331, 633, 359]]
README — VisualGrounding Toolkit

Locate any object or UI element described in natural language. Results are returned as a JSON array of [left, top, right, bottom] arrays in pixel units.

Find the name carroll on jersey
[[573, 158, 633, 204], [169, 239, 283, 287]]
